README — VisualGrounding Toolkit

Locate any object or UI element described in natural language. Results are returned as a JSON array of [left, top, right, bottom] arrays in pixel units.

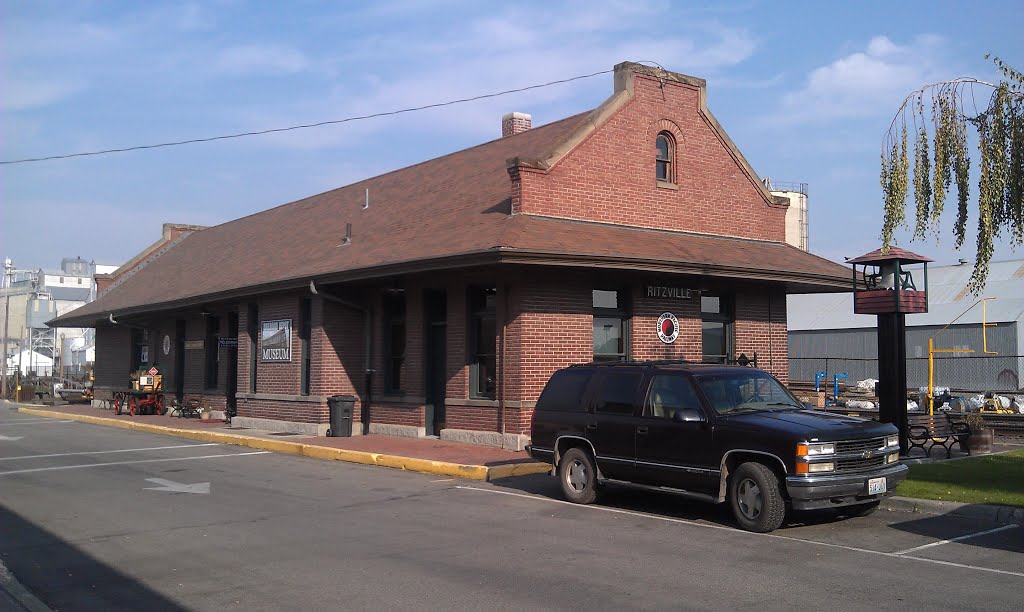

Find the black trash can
[[327, 395, 356, 437]]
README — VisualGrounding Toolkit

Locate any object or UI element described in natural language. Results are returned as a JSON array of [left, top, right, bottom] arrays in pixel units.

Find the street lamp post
[[2, 258, 11, 399], [848, 247, 932, 455]]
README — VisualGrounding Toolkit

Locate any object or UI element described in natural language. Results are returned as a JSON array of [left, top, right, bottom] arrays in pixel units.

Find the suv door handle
[[636, 426, 649, 435]]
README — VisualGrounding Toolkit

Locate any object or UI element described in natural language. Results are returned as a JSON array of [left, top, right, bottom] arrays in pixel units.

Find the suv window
[[695, 371, 802, 415], [535, 369, 592, 412], [644, 374, 702, 419], [594, 370, 643, 415]]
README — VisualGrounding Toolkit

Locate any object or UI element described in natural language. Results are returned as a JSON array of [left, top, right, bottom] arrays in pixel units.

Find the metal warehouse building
[[787, 259, 1024, 393]]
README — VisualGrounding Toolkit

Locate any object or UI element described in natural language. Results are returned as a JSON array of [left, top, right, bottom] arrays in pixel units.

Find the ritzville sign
[[645, 284, 694, 299]]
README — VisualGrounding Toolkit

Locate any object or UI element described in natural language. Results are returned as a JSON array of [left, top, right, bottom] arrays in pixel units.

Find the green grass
[[895, 449, 1024, 507]]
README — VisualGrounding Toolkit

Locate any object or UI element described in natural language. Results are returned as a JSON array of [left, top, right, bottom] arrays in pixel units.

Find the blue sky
[[2, 0, 1022, 272]]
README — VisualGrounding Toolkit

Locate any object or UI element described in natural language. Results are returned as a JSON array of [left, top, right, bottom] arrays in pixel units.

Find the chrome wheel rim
[[567, 460, 589, 492], [737, 478, 762, 520]]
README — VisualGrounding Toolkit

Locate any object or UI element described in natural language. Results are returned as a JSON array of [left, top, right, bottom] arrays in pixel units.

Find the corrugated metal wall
[[789, 322, 1021, 391]]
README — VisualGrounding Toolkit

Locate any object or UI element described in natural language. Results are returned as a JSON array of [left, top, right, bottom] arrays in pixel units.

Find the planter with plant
[[964, 412, 994, 454]]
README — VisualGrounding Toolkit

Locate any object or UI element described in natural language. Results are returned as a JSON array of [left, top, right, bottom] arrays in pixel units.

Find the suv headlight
[[885, 434, 899, 448], [797, 442, 835, 457]]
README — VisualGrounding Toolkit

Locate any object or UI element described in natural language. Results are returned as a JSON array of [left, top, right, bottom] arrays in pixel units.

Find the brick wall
[[239, 304, 254, 394], [514, 72, 785, 242], [371, 402, 425, 427], [734, 287, 789, 382], [254, 294, 301, 395], [317, 298, 366, 422], [445, 282, 468, 401], [446, 404, 499, 432], [504, 274, 593, 402], [631, 285, 701, 362]]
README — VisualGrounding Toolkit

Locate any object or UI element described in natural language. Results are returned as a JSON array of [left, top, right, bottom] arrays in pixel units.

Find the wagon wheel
[[113, 393, 123, 415], [155, 395, 166, 416], [129, 395, 137, 416]]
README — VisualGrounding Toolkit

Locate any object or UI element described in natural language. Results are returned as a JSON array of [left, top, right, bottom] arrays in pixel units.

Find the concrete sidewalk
[[5, 401, 550, 481]]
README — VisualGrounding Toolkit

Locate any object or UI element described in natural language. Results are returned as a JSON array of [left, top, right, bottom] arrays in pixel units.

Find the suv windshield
[[694, 371, 803, 415]]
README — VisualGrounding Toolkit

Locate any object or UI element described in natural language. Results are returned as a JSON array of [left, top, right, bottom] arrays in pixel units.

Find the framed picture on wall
[[260, 319, 292, 362]]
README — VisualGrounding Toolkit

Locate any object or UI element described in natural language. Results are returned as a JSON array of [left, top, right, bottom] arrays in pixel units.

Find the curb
[[0, 559, 51, 612], [13, 407, 550, 482], [881, 496, 1024, 525]]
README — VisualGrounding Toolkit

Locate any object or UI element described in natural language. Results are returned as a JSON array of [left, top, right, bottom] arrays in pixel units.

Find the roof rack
[[569, 359, 694, 368], [566, 353, 759, 368]]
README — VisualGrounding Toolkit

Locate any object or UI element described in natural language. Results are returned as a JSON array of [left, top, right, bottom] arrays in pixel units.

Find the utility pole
[[2, 258, 11, 399]]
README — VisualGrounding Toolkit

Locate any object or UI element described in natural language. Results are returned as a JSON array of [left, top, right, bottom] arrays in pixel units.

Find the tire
[[558, 447, 600, 505], [844, 501, 880, 518], [729, 462, 786, 533]]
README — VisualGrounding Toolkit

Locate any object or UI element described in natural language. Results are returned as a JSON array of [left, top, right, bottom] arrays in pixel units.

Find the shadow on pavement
[[487, 473, 850, 531], [0, 503, 187, 612], [886, 508, 1024, 555]]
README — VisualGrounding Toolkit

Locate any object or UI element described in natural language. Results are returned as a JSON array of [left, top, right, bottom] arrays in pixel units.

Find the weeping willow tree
[[880, 56, 1024, 294]]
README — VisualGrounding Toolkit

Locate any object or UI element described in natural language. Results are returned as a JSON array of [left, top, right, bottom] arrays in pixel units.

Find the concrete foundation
[[440, 428, 531, 451], [230, 416, 332, 437], [368, 423, 425, 438]]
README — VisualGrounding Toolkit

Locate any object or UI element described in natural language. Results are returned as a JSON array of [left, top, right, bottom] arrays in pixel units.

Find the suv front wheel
[[729, 462, 786, 533], [558, 447, 600, 504]]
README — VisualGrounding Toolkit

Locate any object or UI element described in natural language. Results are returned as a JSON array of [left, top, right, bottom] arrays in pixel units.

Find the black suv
[[527, 362, 907, 533]]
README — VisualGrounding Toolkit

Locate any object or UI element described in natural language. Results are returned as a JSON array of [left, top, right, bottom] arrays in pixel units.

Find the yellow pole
[[927, 337, 934, 417], [982, 298, 998, 354]]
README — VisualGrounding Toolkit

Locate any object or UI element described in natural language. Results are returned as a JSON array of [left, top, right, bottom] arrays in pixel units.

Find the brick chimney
[[502, 112, 532, 137]]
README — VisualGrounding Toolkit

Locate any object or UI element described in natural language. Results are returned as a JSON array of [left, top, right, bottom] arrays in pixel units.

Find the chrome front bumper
[[786, 463, 908, 510]]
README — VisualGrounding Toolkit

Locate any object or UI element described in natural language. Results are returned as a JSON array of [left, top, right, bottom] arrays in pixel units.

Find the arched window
[[655, 132, 674, 183]]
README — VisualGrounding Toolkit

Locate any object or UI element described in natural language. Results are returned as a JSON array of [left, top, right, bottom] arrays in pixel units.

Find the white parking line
[[0, 443, 222, 462], [892, 524, 1021, 555], [455, 486, 1024, 578], [0, 420, 74, 426], [0, 451, 270, 476]]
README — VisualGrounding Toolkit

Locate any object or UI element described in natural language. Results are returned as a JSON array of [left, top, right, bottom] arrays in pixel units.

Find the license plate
[[867, 477, 887, 495]]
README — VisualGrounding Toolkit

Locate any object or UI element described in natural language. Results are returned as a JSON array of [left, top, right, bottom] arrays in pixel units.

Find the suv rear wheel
[[558, 447, 600, 504], [729, 462, 786, 533]]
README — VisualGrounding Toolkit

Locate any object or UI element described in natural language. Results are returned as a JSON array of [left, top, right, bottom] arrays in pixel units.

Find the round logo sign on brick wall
[[657, 312, 679, 344], [163, 334, 171, 355]]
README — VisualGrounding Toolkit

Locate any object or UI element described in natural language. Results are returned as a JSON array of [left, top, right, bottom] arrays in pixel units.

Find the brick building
[[52, 62, 850, 449]]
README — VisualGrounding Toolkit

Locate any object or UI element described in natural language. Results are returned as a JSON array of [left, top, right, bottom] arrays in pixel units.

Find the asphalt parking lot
[[1, 404, 1022, 611]]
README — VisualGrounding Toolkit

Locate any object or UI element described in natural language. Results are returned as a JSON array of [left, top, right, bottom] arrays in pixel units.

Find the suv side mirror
[[672, 408, 705, 423]]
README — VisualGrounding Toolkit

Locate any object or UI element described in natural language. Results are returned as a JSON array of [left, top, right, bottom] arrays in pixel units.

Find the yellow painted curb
[[12, 406, 527, 482], [486, 462, 552, 481]]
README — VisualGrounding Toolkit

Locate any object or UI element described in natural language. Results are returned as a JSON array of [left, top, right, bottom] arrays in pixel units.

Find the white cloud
[[238, 6, 758, 152], [0, 76, 85, 111], [179, 3, 215, 31], [774, 35, 948, 123], [215, 44, 309, 75]]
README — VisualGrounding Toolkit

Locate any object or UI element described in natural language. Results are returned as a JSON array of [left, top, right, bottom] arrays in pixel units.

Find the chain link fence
[[790, 355, 1023, 393]]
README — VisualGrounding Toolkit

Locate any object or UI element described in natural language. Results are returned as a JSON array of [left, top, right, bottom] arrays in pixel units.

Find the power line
[[1, 69, 612, 166]]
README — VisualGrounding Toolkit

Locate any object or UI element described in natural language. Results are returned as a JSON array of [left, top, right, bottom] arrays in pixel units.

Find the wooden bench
[[907, 413, 971, 458]]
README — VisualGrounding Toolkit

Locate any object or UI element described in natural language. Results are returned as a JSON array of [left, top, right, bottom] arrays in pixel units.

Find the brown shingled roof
[[52, 109, 851, 328], [52, 113, 590, 325]]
